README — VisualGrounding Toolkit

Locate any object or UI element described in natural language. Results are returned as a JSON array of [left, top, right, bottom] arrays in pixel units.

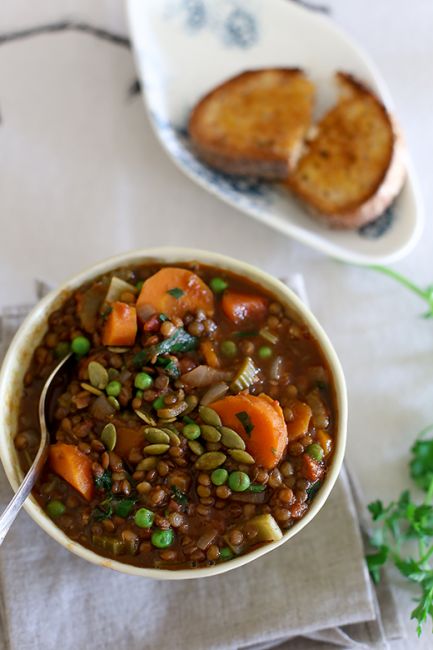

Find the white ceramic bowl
[[0, 248, 347, 579]]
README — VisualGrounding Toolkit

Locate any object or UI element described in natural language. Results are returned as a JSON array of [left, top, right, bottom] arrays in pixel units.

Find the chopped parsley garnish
[[171, 485, 188, 506], [155, 356, 180, 378], [234, 330, 259, 338], [248, 484, 266, 493], [235, 411, 254, 436], [159, 313, 169, 322], [167, 287, 185, 299], [134, 328, 198, 367], [94, 470, 112, 492], [114, 498, 135, 518]]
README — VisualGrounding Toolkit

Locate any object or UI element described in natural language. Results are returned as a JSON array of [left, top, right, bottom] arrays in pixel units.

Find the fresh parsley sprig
[[370, 265, 433, 318], [366, 425, 433, 636]]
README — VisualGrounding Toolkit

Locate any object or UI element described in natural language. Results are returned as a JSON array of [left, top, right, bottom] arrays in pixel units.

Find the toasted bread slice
[[288, 72, 406, 229], [188, 69, 315, 179]]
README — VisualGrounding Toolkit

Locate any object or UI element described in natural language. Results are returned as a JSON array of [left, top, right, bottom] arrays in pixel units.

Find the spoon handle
[[0, 448, 48, 544], [0, 352, 72, 545]]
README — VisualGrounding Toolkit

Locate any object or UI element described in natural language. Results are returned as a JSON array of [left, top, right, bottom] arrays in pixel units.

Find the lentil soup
[[15, 261, 337, 570]]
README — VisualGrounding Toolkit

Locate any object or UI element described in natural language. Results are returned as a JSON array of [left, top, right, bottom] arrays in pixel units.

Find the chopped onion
[[181, 365, 232, 388], [105, 276, 137, 303], [200, 381, 229, 405], [90, 395, 115, 420], [270, 355, 284, 381], [197, 528, 218, 550], [231, 492, 268, 504]]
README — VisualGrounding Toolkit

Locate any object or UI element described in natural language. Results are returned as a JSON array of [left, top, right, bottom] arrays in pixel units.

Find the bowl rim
[[0, 247, 347, 580]]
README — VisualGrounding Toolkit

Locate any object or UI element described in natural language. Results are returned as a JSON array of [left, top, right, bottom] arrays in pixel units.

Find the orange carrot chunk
[[200, 340, 220, 368], [221, 291, 268, 325], [114, 426, 146, 459], [49, 443, 94, 501], [136, 267, 214, 322], [102, 301, 137, 347], [285, 400, 312, 441], [300, 453, 324, 482], [210, 393, 287, 469]]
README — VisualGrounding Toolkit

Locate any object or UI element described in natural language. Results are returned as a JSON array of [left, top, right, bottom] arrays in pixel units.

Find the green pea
[[211, 468, 228, 486], [182, 423, 201, 440], [228, 471, 251, 492], [46, 500, 65, 517], [258, 345, 272, 359], [210, 277, 228, 293], [134, 507, 154, 528], [220, 340, 237, 357], [306, 443, 324, 461], [54, 341, 70, 358], [71, 336, 91, 356], [151, 528, 174, 549], [153, 395, 166, 410], [220, 547, 233, 560], [106, 380, 122, 397], [135, 372, 153, 390]]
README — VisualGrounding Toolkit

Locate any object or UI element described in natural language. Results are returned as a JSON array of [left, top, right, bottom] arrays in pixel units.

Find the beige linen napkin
[[0, 278, 404, 650]]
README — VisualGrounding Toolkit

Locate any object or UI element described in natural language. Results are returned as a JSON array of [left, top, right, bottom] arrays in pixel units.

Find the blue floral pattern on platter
[[151, 111, 396, 236], [152, 112, 274, 210], [358, 206, 395, 238], [166, 0, 258, 48]]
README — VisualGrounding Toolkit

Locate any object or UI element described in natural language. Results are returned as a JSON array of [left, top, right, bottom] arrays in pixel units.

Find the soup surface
[[16, 262, 336, 569]]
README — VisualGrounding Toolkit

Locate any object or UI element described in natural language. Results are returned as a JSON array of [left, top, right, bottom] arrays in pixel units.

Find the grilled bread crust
[[287, 72, 406, 229], [189, 69, 315, 179]]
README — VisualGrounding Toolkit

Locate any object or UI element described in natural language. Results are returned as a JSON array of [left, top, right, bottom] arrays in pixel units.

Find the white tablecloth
[[0, 1, 432, 647]]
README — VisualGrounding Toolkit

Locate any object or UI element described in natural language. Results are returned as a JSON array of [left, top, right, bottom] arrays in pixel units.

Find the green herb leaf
[[155, 356, 180, 378], [167, 287, 185, 299], [113, 498, 135, 518], [171, 485, 188, 506], [235, 411, 254, 436], [248, 484, 266, 493], [366, 427, 433, 636], [135, 328, 198, 367], [233, 330, 259, 338], [92, 495, 113, 520], [410, 425, 433, 491], [94, 470, 112, 492]]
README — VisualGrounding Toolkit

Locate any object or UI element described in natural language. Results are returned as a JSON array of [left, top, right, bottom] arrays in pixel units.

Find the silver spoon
[[0, 352, 73, 544]]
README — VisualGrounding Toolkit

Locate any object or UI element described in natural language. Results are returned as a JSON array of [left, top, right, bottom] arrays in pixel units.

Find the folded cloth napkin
[[0, 277, 404, 650]]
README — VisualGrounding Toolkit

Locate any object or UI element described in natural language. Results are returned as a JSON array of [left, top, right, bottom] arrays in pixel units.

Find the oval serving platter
[[127, 0, 423, 265]]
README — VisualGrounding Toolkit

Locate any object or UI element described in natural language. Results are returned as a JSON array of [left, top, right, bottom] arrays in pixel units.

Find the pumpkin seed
[[220, 427, 246, 450], [107, 346, 130, 353], [157, 401, 188, 419], [88, 361, 109, 390], [228, 449, 255, 464], [101, 423, 117, 451], [188, 440, 205, 456], [158, 417, 177, 424], [136, 457, 157, 471], [80, 382, 103, 396], [199, 406, 221, 427], [135, 409, 157, 426], [163, 429, 181, 446], [107, 396, 120, 410], [194, 452, 227, 470], [183, 394, 199, 415], [143, 427, 170, 444], [200, 425, 221, 443], [143, 444, 169, 456]]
